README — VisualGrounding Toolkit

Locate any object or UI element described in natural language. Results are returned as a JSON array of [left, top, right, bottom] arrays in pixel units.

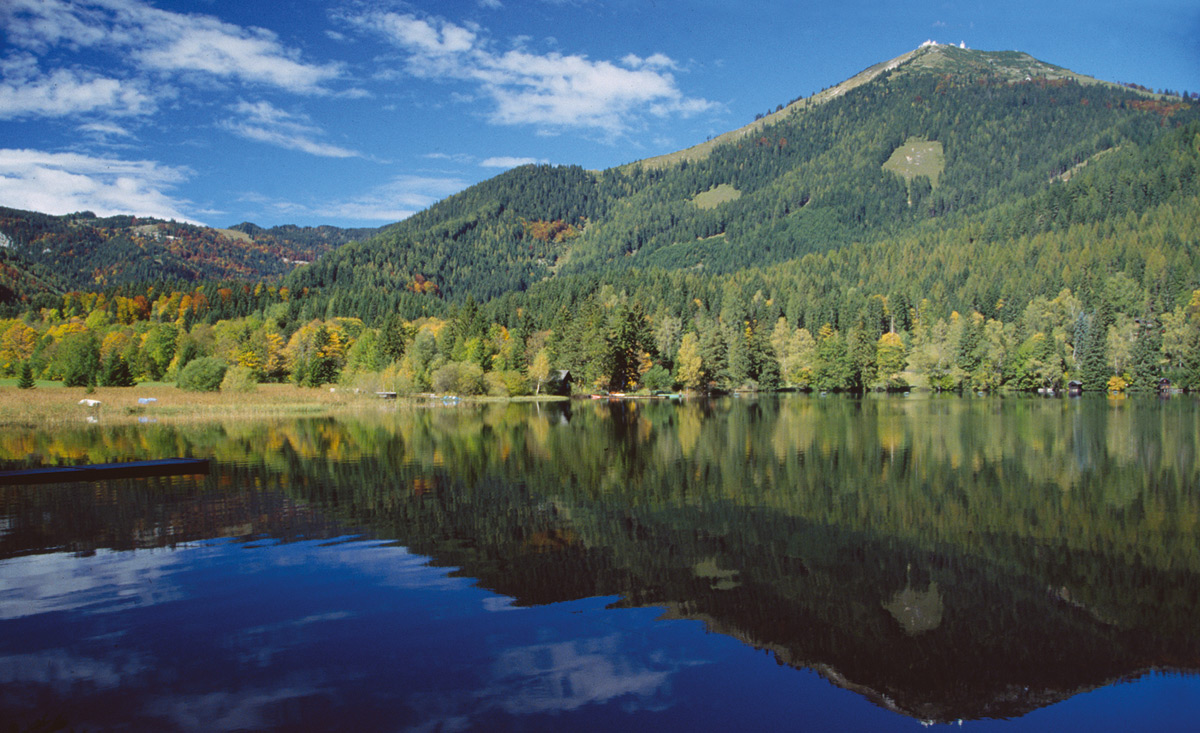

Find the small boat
[[0, 458, 210, 486]]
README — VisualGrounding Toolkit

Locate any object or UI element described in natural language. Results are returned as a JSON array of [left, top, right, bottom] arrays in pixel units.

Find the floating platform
[[0, 458, 210, 485]]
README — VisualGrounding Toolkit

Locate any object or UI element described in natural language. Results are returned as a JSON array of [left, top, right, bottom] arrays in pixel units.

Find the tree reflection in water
[[1, 394, 1197, 726]]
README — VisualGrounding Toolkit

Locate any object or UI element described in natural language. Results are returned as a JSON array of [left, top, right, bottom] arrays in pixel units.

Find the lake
[[1, 394, 1197, 731]]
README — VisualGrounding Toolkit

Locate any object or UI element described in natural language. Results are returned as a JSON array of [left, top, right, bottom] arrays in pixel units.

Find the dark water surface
[[1, 394, 1197, 731]]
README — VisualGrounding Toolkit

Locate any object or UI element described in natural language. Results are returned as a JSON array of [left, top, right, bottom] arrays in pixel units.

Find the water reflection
[[0, 395, 1198, 728], [0, 548, 188, 620]]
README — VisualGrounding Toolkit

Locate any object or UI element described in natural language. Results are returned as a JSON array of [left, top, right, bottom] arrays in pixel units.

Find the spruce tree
[[99, 352, 135, 387], [955, 314, 985, 374], [17, 361, 34, 390], [61, 333, 100, 388], [379, 315, 412, 364], [606, 302, 652, 391], [697, 324, 727, 391], [726, 325, 752, 389], [1076, 314, 1109, 391], [1127, 321, 1163, 391]]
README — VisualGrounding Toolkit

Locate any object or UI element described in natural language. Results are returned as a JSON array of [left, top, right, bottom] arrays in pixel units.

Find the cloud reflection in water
[[0, 537, 707, 731]]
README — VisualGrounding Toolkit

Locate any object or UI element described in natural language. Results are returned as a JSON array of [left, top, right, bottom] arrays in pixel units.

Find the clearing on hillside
[[1052, 146, 1120, 183], [883, 138, 945, 186], [217, 228, 253, 243], [691, 184, 742, 210]]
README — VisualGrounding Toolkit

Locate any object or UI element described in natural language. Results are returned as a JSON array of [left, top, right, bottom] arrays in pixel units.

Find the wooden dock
[[0, 458, 210, 485]]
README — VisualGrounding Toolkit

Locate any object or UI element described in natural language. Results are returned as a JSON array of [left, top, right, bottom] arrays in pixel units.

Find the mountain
[[2, 44, 1195, 331], [284, 43, 1198, 326], [0, 207, 378, 302]]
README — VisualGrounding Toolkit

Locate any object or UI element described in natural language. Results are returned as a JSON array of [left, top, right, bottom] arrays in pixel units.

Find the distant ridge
[[0, 207, 378, 295]]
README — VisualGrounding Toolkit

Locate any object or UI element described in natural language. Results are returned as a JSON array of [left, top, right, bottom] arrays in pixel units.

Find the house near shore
[[544, 370, 572, 396]]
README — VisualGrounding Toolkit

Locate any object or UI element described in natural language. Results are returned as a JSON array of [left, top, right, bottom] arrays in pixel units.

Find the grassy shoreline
[[0, 382, 568, 428]]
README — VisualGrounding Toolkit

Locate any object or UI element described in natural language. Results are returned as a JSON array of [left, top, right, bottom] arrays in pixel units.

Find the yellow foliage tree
[[0, 322, 38, 375], [875, 331, 908, 385], [676, 332, 704, 390], [528, 349, 551, 394]]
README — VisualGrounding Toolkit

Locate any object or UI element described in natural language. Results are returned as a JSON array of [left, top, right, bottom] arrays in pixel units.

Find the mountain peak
[[632, 45, 1112, 171], [897, 44, 1070, 81]]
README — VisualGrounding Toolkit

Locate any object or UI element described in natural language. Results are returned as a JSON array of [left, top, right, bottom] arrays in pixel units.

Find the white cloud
[[0, 148, 196, 222], [0, 0, 111, 51], [350, 12, 716, 134], [480, 156, 547, 168], [222, 101, 360, 158], [621, 53, 678, 71], [423, 152, 476, 164], [0, 55, 154, 119], [135, 20, 338, 93], [478, 0, 504, 8], [78, 121, 136, 139], [1, 0, 341, 96]]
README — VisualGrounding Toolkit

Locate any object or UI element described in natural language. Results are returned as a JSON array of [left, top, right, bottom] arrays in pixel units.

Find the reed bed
[[0, 383, 385, 428]]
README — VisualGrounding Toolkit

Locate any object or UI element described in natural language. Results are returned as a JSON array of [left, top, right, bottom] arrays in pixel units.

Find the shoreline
[[0, 382, 1170, 429], [0, 383, 569, 428]]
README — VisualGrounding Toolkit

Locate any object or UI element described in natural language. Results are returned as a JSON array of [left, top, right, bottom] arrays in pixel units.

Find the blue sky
[[1, 0, 1196, 228]]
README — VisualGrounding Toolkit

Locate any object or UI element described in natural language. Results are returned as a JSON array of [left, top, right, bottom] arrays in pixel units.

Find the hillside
[[0, 208, 376, 303], [285, 43, 1197, 324]]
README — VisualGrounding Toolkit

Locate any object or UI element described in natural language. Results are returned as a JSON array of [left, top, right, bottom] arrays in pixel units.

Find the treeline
[[5, 270, 1200, 396]]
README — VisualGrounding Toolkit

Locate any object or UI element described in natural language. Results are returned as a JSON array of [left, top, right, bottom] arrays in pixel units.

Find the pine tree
[[60, 333, 100, 388], [955, 312, 985, 374], [379, 314, 413, 364], [1127, 320, 1163, 391], [697, 324, 727, 390], [99, 352, 136, 387], [17, 361, 34, 390], [814, 324, 853, 392], [1075, 313, 1109, 391], [307, 325, 339, 386], [726, 324, 753, 389], [606, 301, 652, 391], [748, 322, 781, 390], [847, 324, 878, 392]]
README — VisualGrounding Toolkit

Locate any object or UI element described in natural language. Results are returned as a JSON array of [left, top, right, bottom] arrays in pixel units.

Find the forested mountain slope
[[287, 43, 1196, 322], [492, 119, 1200, 328], [0, 208, 376, 301]]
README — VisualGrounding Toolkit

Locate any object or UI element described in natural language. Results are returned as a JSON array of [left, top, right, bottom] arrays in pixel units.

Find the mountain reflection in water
[[0, 395, 1197, 730]]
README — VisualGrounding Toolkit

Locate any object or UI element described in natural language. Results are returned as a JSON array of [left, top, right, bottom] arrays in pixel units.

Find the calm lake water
[[1, 394, 1198, 731]]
